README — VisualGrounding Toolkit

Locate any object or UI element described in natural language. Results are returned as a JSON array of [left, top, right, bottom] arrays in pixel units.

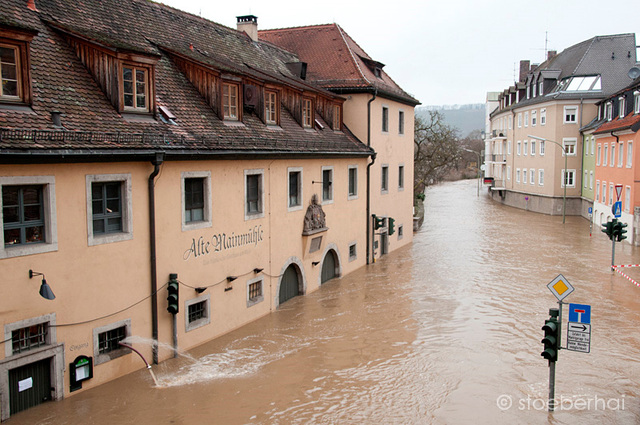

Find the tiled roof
[[259, 24, 420, 106], [0, 0, 371, 158], [594, 114, 640, 135]]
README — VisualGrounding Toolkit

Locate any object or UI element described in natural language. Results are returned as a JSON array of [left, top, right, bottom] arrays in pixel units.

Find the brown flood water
[[10, 179, 640, 424]]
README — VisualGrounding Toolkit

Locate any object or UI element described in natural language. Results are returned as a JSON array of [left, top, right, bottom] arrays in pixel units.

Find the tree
[[413, 110, 461, 196]]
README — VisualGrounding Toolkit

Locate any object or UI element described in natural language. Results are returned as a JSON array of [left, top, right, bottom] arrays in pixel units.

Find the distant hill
[[416, 104, 485, 138]]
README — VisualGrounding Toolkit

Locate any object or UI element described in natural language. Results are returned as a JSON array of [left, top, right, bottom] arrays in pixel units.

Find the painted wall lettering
[[184, 225, 264, 260]]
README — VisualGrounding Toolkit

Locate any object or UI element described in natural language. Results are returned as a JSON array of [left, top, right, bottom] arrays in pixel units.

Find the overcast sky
[[160, 0, 638, 107]]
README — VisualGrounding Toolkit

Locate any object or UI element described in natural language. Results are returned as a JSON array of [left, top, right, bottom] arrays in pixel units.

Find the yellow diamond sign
[[547, 274, 574, 301]]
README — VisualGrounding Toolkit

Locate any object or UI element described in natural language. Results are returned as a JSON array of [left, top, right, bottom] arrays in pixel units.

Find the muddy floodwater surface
[[10, 180, 640, 424]]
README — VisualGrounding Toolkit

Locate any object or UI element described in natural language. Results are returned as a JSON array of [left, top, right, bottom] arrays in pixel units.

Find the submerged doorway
[[279, 264, 300, 305], [321, 249, 338, 284]]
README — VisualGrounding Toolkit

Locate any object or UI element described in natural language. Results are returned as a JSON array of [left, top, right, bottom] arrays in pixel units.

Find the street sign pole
[[611, 237, 616, 272], [548, 360, 556, 411]]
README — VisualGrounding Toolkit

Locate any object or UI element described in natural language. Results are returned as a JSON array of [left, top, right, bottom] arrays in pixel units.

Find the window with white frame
[[246, 276, 264, 307], [182, 171, 212, 231], [185, 294, 210, 331], [602, 181, 607, 203], [539, 169, 544, 186], [531, 140, 536, 156], [507, 166, 511, 180], [589, 171, 593, 190], [540, 108, 546, 125], [530, 169, 535, 185], [564, 106, 578, 123], [628, 142, 633, 167], [635, 91, 640, 114], [625, 186, 631, 213], [531, 110, 537, 126], [619, 96, 626, 118], [517, 141, 521, 155], [522, 168, 528, 184], [322, 166, 333, 203], [609, 184, 614, 205], [348, 166, 358, 200], [523, 140, 528, 156], [584, 170, 588, 188], [619, 142, 624, 167], [288, 167, 303, 211], [562, 169, 576, 188], [348, 242, 357, 262], [508, 115, 513, 129], [539, 81, 544, 96], [382, 106, 389, 132], [93, 319, 131, 365], [597, 144, 601, 165], [605, 102, 613, 121], [398, 110, 404, 135], [596, 181, 600, 202], [517, 113, 522, 128], [1, 176, 58, 259], [524, 111, 529, 127], [245, 169, 265, 219], [516, 168, 521, 183], [563, 139, 577, 156], [610, 143, 615, 167], [381, 165, 389, 193], [540, 141, 545, 156], [508, 141, 512, 155], [87, 174, 132, 246], [398, 165, 405, 190]]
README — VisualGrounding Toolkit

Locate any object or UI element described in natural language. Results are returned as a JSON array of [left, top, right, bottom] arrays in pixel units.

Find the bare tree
[[413, 110, 461, 196]]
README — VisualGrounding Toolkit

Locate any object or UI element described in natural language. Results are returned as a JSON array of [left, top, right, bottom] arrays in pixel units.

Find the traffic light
[[372, 214, 385, 230], [388, 217, 396, 235], [601, 219, 615, 241], [615, 221, 628, 242], [167, 273, 179, 315], [541, 308, 560, 362]]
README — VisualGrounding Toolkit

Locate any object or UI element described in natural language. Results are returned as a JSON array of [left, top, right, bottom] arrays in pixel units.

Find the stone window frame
[[287, 167, 303, 212], [92, 319, 131, 366], [86, 174, 132, 246], [348, 241, 357, 262], [244, 169, 265, 220], [321, 166, 334, 205], [0, 176, 58, 259], [246, 276, 264, 308], [181, 171, 212, 232], [348, 165, 358, 200], [185, 293, 210, 332]]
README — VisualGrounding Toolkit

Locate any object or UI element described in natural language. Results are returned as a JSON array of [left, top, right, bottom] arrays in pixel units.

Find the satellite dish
[[628, 67, 640, 79]]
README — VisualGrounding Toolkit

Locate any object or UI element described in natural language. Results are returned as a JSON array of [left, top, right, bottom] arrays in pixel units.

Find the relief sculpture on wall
[[302, 194, 328, 235]]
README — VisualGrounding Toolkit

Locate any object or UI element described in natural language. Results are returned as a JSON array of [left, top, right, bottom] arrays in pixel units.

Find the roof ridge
[[335, 24, 371, 87], [259, 23, 337, 33]]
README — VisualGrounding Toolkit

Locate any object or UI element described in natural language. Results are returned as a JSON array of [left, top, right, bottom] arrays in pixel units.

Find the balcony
[[488, 154, 506, 163]]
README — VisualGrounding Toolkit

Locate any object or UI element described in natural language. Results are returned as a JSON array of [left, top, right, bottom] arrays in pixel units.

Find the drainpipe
[[366, 88, 377, 265], [148, 152, 164, 364]]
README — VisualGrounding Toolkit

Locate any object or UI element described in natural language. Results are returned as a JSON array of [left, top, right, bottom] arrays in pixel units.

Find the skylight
[[556, 75, 602, 92]]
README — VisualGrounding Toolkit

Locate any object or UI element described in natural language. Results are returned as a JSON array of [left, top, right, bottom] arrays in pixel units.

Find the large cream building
[[0, 0, 418, 420]]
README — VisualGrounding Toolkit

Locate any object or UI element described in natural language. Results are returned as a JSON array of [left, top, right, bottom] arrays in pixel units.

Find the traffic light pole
[[611, 238, 616, 272], [172, 314, 178, 359]]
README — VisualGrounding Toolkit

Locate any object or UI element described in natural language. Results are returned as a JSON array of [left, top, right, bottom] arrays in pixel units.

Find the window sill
[[0, 242, 58, 259], [88, 232, 133, 247], [0, 102, 35, 113], [224, 120, 245, 127], [247, 295, 264, 308], [122, 113, 156, 123]]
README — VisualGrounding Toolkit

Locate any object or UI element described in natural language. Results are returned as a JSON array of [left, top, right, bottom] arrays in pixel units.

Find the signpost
[[566, 322, 591, 353], [612, 201, 622, 218]]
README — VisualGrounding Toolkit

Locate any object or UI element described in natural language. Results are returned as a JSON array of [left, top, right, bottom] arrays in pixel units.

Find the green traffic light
[[541, 317, 559, 362], [167, 274, 179, 315], [388, 217, 396, 235]]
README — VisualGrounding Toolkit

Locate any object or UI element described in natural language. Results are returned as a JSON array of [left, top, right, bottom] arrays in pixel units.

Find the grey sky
[[160, 0, 638, 106]]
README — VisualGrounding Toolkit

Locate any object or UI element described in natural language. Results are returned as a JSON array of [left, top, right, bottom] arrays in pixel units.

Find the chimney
[[237, 15, 258, 42], [519, 60, 530, 83], [547, 50, 557, 61]]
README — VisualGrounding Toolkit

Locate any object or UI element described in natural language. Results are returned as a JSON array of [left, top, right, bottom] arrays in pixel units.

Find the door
[[9, 358, 52, 415], [279, 264, 300, 305], [321, 250, 337, 284]]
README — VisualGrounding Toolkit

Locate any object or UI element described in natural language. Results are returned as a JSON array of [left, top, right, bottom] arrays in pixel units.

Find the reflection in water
[[11, 180, 640, 424]]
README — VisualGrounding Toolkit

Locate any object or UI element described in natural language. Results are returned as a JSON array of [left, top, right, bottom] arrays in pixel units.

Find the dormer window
[[0, 44, 21, 101], [619, 96, 626, 119], [122, 65, 149, 112], [605, 102, 613, 121], [223, 83, 239, 120], [265, 90, 278, 125], [635, 91, 640, 114], [302, 98, 313, 128], [333, 105, 341, 131]]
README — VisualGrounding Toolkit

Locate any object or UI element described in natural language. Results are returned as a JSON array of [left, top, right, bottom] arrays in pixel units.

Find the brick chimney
[[519, 60, 530, 82], [237, 15, 258, 42], [547, 50, 557, 61]]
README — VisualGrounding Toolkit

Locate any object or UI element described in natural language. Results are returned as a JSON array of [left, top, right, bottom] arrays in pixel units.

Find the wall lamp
[[195, 287, 207, 294], [29, 270, 56, 300], [253, 268, 263, 274], [226, 276, 238, 282], [312, 261, 320, 266]]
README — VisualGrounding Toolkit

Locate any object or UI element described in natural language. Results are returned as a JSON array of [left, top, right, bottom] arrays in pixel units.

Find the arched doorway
[[321, 249, 338, 284], [279, 264, 300, 305]]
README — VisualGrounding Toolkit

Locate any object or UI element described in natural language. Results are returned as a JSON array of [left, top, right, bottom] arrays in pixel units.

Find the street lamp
[[462, 147, 481, 197], [528, 135, 567, 224]]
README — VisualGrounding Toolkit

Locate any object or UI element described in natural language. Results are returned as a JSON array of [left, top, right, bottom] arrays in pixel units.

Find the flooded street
[[10, 179, 640, 424]]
